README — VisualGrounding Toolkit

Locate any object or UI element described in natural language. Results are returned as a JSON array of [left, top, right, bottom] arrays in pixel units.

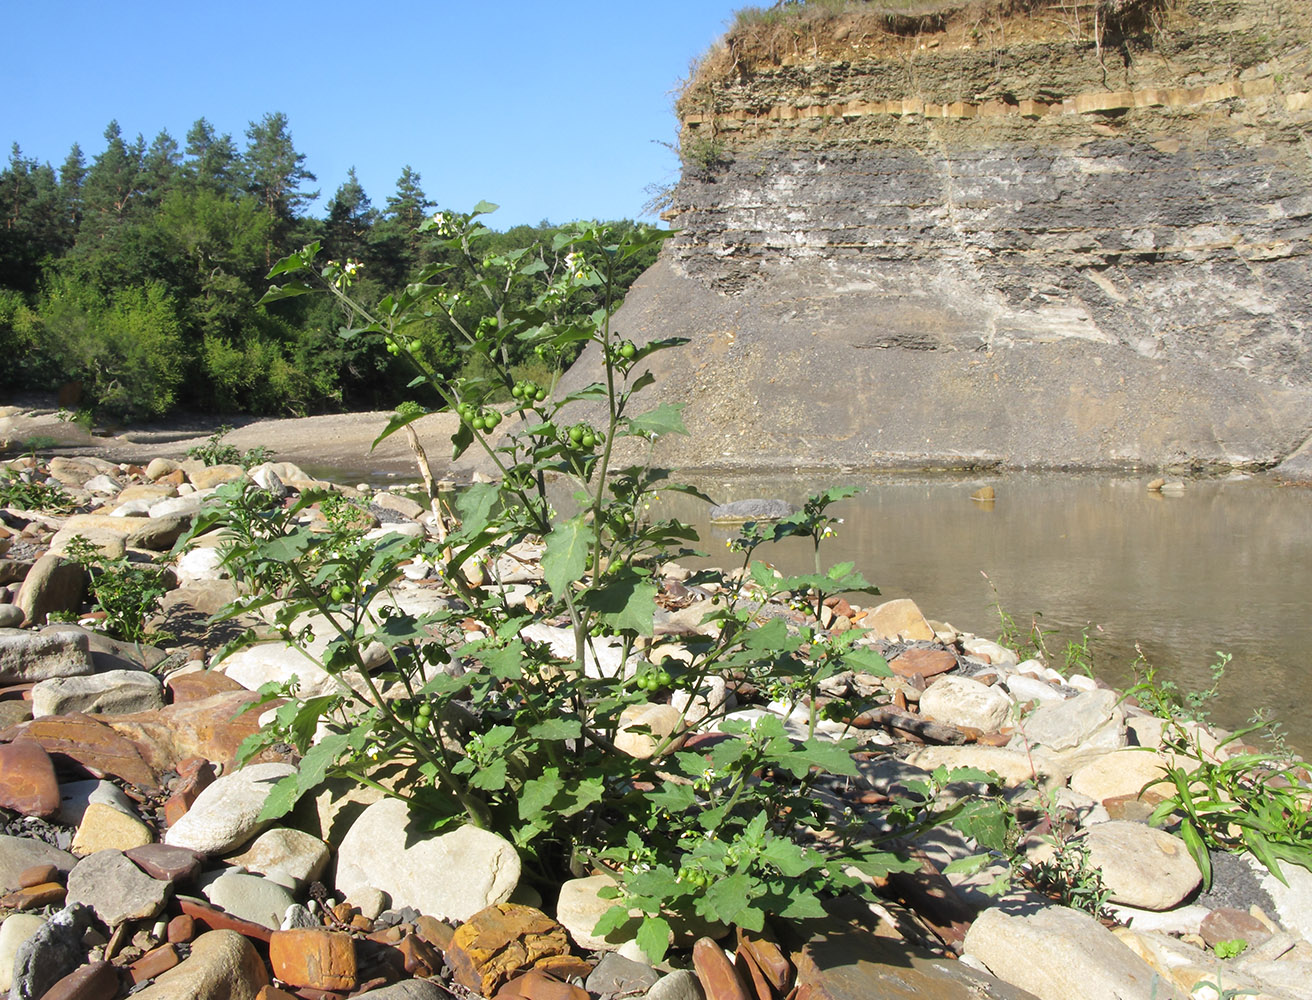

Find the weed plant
[[63, 534, 169, 643], [188, 208, 1012, 955], [0, 469, 77, 514], [187, 425, 276, 469]]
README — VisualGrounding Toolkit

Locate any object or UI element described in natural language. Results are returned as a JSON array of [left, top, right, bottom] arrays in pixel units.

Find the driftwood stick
[[404, 424, 447, 545]]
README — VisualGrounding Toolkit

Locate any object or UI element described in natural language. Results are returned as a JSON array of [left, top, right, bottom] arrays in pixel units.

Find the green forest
[[0, 113, 658, 423]]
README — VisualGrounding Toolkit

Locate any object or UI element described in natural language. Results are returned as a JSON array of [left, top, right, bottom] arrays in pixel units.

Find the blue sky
[[3, 1, 747, 227]]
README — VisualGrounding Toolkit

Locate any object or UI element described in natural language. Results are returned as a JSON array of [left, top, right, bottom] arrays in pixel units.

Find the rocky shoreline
[[0, 452, 1307, 999]]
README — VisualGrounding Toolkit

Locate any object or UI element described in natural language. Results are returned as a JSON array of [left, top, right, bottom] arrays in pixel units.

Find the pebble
[[129, 929, 269, 1000], [0, 738, 61, 818], [919, 675, 1013, 732], [32, 667, 164, 717], [66, 849, 172, 926], [163, 762, 296, 854], [198, 869, 297, 930], [334, 800, 521, 924], [70, 801, 154, 854], [964, 900, 1182, 999], [1082, 821, 1202, 910]]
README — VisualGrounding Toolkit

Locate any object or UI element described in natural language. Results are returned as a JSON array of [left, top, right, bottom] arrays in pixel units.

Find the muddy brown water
[[658, 472, 1312, 759], [319, 458, 1312, 758]]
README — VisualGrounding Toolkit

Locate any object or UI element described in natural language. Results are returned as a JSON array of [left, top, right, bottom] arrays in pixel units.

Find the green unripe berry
[[472, 416, 486, 430]]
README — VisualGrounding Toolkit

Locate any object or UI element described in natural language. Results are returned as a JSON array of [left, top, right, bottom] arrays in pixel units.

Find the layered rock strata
[[577, 0, 1312, 471]]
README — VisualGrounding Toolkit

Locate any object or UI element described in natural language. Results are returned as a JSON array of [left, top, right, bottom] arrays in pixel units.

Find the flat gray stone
[[197, 869, 296, 930], [707, 498, 796, 522], [334, 798, 520, 923], [644, 970, 705, 1000], [163, 762, 296, 854], [964, 899, 1185, 999], [587, 952, 660, 996], [0, 629, 94, 684], [1020, 688, 1125, 751], [223, 827, 329, 889], [66, 849, 171, 926], [0, 835, 76, 891], [1083, 821, 1201, 910], [32, 668, 164, 718]]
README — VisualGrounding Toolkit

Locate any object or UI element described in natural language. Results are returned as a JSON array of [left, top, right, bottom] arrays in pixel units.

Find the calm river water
[[344, 462, 1311, 757], [653, 472, 1312, 758]]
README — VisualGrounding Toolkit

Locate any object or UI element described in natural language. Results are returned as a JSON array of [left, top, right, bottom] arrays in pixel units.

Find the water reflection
[[652, 473, 1312, 757]]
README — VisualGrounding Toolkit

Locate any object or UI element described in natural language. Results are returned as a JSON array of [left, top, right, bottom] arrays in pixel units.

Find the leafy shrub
[[187, 209, 1014, 956], [63, 534, 169, 643], [33, 278, 185, 421]]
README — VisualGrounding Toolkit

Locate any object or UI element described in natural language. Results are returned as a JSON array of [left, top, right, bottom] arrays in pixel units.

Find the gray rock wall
[[571, 0, 1312, 472]]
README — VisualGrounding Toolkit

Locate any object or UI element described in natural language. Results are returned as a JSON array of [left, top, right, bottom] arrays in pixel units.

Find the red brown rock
[[1199, 907, 1274, 949], [397, 933, 443, 977], [125, 843, 204, 883], [889, 648, 958, 680], [178, 895, 275, 943], [0, 738, 61, 817], [167, 913, 196, 943], [255, 989, 301, 1000], [37, 960, 120, 1000], [10, 712, 159, 790], [446, 903, 578, 996], [17, 862, 60, 887], [415, 914, 455, 950], [106, 690, 268, 774], [165, 669, 245, 704], [0, 880, 65, 910], [494, 970, 591, 1000], [693, 937, 752, 1000], [162, 757, 216, 826], [735, 947, 774, 1000], [269, 929, 359, 992], [737, 928, 792, 993], [129, 943, 182, 984]]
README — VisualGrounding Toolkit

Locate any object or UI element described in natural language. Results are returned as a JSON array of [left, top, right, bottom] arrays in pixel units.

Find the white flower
[[343, 260, 362, 276]]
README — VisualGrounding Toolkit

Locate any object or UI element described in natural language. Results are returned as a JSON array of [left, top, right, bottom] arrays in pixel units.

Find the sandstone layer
[[568, 0, 1312, 472]]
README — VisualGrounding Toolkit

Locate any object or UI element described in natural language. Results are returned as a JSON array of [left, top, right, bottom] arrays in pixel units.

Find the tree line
[[0, 113, 657, 421]]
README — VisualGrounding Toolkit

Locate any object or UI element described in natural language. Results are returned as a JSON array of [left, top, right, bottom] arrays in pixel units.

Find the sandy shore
[[0, 405, 470, 484]]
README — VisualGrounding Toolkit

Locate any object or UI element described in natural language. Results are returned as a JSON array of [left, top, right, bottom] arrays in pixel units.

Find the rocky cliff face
[[572, 0, 1312, 472]]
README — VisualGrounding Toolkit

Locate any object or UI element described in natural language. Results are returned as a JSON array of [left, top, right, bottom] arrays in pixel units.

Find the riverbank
[[0, 450, 1308, 997]]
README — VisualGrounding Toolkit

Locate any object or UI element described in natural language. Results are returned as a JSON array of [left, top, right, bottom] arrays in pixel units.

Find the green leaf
[[636, 916, 672, 966], [624, 403, 688, 439], [455, 481, 501, 536], [257, 281, 315, 305], [518, 768, 565, 821], [297, 732, 350, 792], [760, 837, 816, 877], [471, 200, 499, 217], [470, 758, 508, 791], [584, 567, 657, 636], [845, 646, 891, 676], [699, 873, 755, 925], [543, 517, 589, 598], [256, 773, 301, 823], [371, 404, 429, 451], [942, 854, 993, 876], [527, 718, 583, 741]]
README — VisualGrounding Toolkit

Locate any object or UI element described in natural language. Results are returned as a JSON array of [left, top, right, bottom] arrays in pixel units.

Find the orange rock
[[0, 738, 61, 817], [130, 943, 182, 984], [446, 903, 576, 996], [693, 937, 751, 1000], [494, 969, 590, 1000], [268, 929, 359, 992], [889, 648, 957, 680]]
